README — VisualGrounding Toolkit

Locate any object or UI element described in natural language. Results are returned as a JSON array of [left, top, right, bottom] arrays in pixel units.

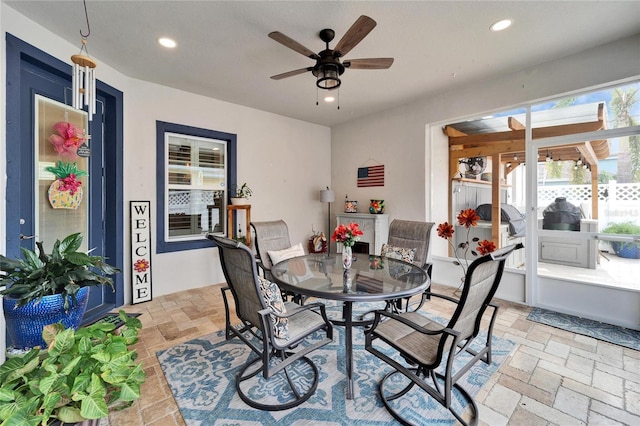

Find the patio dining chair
[[251, 220, 293, 281], [365, 243, 523, 425], [210, 235, 333, 411], [383, 219, 435, 311]]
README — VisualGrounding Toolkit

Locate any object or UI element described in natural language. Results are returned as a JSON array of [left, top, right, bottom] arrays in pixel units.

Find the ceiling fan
[[268, 15, 394, 90]]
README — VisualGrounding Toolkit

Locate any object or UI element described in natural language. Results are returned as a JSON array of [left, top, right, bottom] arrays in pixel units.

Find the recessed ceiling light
[[324, 96, 335, 103], [158, 37, 177, 48], [490, 19, 512, 32]]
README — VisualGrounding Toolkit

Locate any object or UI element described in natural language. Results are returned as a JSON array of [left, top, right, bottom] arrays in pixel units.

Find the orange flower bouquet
[[437, 208, 496, 279]]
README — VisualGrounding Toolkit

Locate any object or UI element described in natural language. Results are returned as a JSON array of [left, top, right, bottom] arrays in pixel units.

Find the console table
[[336, 213, 389, 255]]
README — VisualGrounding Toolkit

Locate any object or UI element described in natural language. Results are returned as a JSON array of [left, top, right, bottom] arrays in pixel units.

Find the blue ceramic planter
[[3, 287, 90, 349], [611, 242, 640, 259]]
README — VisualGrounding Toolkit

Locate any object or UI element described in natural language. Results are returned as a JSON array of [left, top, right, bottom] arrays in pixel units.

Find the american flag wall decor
[[357, 164, 385, 187]]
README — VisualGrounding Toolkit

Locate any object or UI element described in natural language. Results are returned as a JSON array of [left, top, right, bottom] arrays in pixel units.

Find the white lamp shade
[[320, 189, 335, 203]]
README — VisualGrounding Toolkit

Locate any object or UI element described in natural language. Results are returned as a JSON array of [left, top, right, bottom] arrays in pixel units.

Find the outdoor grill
[[542, 197, 582, 231], [476, 203, 526, 237]]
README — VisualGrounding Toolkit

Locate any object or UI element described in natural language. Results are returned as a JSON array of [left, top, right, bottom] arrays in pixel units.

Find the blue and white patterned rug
[[157, 311, 515, 425], [527, 307, 640, 351]]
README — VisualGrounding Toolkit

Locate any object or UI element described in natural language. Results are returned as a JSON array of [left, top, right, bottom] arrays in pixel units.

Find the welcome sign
[[130, 201, 152, 304]]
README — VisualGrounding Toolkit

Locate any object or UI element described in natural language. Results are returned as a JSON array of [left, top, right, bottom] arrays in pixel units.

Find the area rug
[[527, 307, 640, 351], [157, 313, 515, 425]]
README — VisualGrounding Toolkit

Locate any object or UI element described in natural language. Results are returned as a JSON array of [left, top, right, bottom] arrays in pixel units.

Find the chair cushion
[[258, 277, 289, 339], [268, 242, 305, 265], [381, 244, 416, 263]]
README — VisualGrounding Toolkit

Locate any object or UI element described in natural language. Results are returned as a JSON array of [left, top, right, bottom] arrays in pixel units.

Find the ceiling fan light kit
[[269, 15, 393, 103]]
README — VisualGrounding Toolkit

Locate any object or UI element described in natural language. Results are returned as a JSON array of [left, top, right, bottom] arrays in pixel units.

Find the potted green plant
[[601, 222, 640, 259], [0, 311, 146, 425], [0, 232, 120, 349], [230, 182, 253, 205]]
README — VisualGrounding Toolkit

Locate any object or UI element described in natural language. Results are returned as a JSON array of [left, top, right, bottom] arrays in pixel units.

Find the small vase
[[369, 199, 385, 214], [342, 246, 353, 270], [343, 269, 353, 292]]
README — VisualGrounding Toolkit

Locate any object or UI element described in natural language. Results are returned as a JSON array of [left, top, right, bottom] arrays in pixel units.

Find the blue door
[[6, 34, 124, 323]]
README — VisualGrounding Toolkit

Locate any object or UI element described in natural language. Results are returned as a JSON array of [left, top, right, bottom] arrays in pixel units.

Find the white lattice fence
[[168, 190, 221, 214], [614, 183, 640, 201], [538, 182, 640, 203]]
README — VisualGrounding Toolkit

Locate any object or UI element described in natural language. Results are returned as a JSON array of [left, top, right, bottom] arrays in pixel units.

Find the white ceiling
[[5, 1, 640, 127]]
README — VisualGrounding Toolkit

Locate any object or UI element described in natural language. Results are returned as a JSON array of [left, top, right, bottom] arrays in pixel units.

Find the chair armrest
[[423, 262, 433, 279], [427, 291, 462, 305], [259, 301, 328, 321], [370, 309, 459, 339]]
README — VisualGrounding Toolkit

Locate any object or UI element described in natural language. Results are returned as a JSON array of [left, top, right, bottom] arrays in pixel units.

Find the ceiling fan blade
[[334, 15, 377, 57], [270, 67, 313, 80], [268, 32, 320, 60], [344, 58, 394, 69]]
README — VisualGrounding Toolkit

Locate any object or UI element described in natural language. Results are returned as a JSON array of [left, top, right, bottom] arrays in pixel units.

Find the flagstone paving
[[108, 283, 640, 425]]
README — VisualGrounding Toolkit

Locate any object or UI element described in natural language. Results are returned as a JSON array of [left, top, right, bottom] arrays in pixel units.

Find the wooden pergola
[[443, 102, 610, 247]]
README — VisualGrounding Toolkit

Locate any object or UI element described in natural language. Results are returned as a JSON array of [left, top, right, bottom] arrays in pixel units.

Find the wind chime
[[70, 0, 96, 121]]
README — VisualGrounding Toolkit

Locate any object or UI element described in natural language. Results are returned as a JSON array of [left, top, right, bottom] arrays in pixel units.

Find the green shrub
[[602, 222, 640, 250]]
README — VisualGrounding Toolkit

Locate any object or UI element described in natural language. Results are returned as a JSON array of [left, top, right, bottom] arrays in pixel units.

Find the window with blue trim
[[156, 121, 237, 253]]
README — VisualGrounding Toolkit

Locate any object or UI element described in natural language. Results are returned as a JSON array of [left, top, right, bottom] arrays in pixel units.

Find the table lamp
[[320, 187, 335, 254]]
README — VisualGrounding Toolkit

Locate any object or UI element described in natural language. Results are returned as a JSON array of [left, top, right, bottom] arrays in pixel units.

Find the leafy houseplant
[[601, 222, 640, 259], [0, 232, 118, 310], [0, 311, 146, 425], [230, 182, 253, 205], [234, 182, 253, 198], [0, 232, 120, 348]]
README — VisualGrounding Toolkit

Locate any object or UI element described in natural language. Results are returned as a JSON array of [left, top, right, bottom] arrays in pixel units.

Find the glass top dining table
[[271, 252, 429, 399]]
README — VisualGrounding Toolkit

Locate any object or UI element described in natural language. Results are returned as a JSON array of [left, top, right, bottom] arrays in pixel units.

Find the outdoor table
[[271, 252, 429, 399]]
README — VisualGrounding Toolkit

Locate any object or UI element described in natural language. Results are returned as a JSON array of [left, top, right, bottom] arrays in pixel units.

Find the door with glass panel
[[533, 83, 640, 291], [7, 58, 113, 320]]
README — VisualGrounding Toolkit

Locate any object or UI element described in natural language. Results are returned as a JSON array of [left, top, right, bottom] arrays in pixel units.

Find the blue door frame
[[5, 33, 125, 322]]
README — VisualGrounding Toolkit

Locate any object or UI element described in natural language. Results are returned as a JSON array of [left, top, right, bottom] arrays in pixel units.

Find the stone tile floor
[[109, 283, 640, 425]]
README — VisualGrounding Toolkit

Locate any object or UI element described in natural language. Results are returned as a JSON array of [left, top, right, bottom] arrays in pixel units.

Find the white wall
[[332, 34, 640, 329], [125, 81, 330, 296], [0, 4, 331, 331]]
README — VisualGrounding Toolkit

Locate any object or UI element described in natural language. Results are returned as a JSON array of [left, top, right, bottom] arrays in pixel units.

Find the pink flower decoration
[[58, 174, 82, 195], [48, 122, 86, 161]]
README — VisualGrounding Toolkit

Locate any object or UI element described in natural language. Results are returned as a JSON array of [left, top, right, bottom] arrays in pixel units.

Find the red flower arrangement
[[58, 174, 82, 195], [437, 208, 497, 278], [331, 223, 364, 247]]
